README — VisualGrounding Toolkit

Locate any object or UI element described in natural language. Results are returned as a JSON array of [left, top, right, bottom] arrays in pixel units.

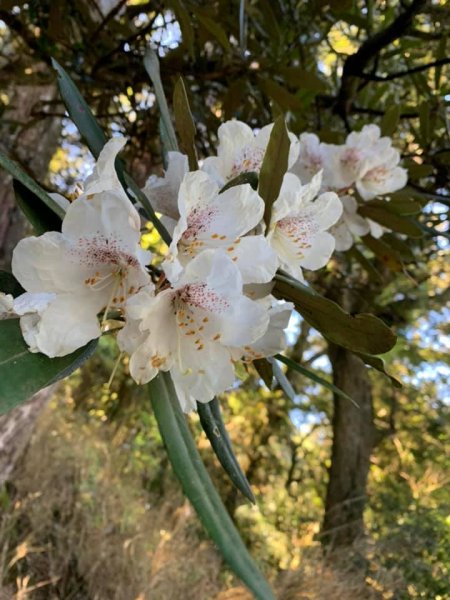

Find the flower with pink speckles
[[266, 172, 343, 281], [118, 249, 271, 412], [202, 120, 300, 187], [11, 138, 152, 358], [163, 170, 278, 285]]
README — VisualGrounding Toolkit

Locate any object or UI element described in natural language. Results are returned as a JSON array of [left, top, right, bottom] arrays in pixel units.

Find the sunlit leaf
[[173, 77, 198, 170]]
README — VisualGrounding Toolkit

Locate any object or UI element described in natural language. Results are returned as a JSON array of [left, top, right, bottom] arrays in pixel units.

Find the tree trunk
[[321, 345, 374, 547], [0, 82, 61, 482]]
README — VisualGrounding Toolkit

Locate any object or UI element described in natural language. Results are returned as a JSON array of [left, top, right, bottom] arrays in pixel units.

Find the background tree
[[0, 1, 448, 597]]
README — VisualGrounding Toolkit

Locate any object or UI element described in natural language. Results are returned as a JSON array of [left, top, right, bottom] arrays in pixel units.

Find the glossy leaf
[[361, 235, 404, 272], [149, 372, 275, 600], [197, 397, 255, 503], [358, 203, 423, 238], [52, 58, 172, 246], [274, 354, 357, 405], [144, 48, 178, 153], [220, 171, 258, 193], [0, 270, 25, 297], [0, 152, 65, 221], [259, 115, 290, 227], [380, 104, 401, 136], [273, 273, 396, 356], [0, 318, 97, 414], [268, 357, 296, 402], [173, 77, 198, 170], [14, 180, 62, 234], [355, 352, 402, 388]]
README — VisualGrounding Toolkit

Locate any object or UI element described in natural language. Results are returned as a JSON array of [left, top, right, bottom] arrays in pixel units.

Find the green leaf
[[358, 203, 423, 238], [253, 357, 273, 388], [52, 57, 172, 246], [194, 12, 231, 51], [361, 235, 404, 272], [273, 273, 396, 356], [197, 397, 255, 503], [149, 373, 275, 600], [144, 48, 178, 153], [274, 354, 357, 405], [170, 0, 195, 59], [220, 171, 259, 193], [259, 115, 290, 227], [0, 153, 65, 221], [173, 77, 198, 170], [259, 78, 305, 111], [0, 271, 25, 297], [0, 318, 97, 415], [269, 357, 296, 402], [277, 67, 328, 92], [14, 180, 62, 234], [380, 104, 401, 137], [354, 352, 402, 388], [347, 246, 383, 282], [52, 58, 107, 158]]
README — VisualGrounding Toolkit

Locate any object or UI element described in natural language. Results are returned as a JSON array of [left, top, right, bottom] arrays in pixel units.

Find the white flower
[[266, 172, 342, 280], [0, 292, 15, 320], [118, 249, 270, 411], [202, 120, 300, 186], [231, 298, 293, 362], [163, 171, 278, 284], [142, 151, 188, 221], [330, 195, 371, 251], [11, 138, 151, 357], [332, 124, 407, 199]]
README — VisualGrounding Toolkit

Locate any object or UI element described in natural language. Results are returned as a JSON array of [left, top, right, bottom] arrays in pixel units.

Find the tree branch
[[335, 0, 428, 118], [361, 57, 450, 81]]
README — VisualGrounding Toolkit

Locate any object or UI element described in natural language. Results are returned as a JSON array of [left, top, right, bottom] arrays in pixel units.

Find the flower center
[[230, 145, 265, 179]]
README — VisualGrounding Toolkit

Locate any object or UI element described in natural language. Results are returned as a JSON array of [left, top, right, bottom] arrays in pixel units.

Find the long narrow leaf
[[14, 180, 62, 234], [197, 398, 255, 503], [0, 153, 65, 220], [274, 353, 357, 406], [149, 373, 275, 600], [52, 59, 172, 246], [258, 115, 290, 227], [144, 48, 178, 152], [173, 77, 198, 170]]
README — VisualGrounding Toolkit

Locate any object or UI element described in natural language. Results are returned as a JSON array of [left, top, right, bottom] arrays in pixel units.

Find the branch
[[335, 0, 428, 118], [361, 57, 450, 81]]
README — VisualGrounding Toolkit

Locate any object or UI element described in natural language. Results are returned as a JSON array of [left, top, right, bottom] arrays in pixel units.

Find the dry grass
[[0, 391, 395, 599]]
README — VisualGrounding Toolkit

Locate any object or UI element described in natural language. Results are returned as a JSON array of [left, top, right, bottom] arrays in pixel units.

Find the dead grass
[[0, 390, 397, 599]]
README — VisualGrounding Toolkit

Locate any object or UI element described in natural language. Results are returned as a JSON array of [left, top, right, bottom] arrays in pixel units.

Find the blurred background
[[0, 1, 448, 598]]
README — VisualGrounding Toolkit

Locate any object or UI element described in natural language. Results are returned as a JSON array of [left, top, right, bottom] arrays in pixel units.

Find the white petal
[[49, 192, 70, 212], [228, 235, 278, 284], [299, 231, 336, 270], [171, 336, 235, 406], [330, 220, 354, 252], [19, 293, 101, 357], [239, 300, 293, 360], [84, 137, 127, 194], [142, 151, 188, 219], [12, 232, 91, 293], [0, 292, 16, 319]]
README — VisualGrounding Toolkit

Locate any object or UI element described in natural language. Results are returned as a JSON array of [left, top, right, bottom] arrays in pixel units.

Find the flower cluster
[[290, 124, 408, 250], [1, 120, 407, 411]]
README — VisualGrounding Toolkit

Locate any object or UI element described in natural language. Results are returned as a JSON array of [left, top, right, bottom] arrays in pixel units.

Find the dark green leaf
[[253, 357, 273, 388], [380, 104, 401, 137], [259, 115, 290, 227], [220, 171, 258, 193], [52, 58, 107, 157], [170, 0, 195, 58], [0, 271, 25, 297], [354, 352, 402, 388], [194, 12, 231, 50], [197, 397, 255, 503], [149, 373, 275, 600], [144, 48, 178, 153], [0, 153, 65, 221], [275, 354, 357, 404], [173, 77, 198, 170], [52, 57, 172, 246], [14, 180, 62, 234], [358, 203, 423, 238], [0, 319, 97, 414], [273, 273, 396, 355], [361, 235, 404, 272], [269, 357, 296, 401]]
